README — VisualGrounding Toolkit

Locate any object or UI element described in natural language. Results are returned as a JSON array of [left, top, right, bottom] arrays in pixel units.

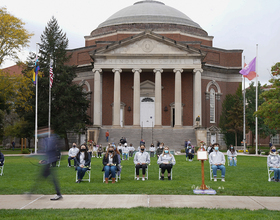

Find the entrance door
[[140, 97, 155, 127]]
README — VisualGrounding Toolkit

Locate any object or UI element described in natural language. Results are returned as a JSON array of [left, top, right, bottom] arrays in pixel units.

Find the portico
[[91, 31, 206, 128]]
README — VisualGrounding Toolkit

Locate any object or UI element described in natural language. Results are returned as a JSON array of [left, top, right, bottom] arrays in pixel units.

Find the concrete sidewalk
[[0, 194, 279, 210]]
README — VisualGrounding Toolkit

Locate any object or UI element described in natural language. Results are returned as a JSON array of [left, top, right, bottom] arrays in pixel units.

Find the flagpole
[[243, 56, 246, 153], [35, 43, 39, 154], [255, 44, 258, 155], [48, 57, 51, 138]]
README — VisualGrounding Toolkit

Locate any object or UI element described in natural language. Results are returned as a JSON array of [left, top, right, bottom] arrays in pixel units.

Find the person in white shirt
[[92, 144, 97, 158], [150, 144, 156, 157], [157, 146, 176, 180], [209, 143, 226, 182], [134, 145, 150, 181], [128, 143, 135, 157], [68, 143, 79, 167], [122, 143, 129, 160], [117, 143, 123, 156], [227, 145, 237, 166]]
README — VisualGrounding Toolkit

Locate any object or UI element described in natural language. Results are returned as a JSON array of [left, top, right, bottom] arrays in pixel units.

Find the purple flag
[[239, 57, 256, 76]]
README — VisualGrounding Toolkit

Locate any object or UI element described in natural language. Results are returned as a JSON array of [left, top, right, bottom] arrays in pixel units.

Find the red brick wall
[[102, 70, 114, 125], [162, 70, 175, 126], [182, 70, 193, 126], [120, 70, 133, 125]]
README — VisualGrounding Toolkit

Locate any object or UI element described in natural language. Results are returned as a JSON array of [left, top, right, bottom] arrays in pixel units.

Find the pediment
[[91, 31, 205, 57], [140, 80, 155, 89]]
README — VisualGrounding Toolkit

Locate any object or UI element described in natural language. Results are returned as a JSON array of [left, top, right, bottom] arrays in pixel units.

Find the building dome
[[98, 0, 202, 29]]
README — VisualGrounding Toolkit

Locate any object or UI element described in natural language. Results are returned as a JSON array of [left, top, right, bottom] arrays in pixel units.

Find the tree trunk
[[235, 131, 237, 147], [64, 133, 69, 150]]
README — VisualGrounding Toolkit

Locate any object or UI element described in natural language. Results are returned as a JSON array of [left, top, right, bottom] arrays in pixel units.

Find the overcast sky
[[2, 0, 280, 87]]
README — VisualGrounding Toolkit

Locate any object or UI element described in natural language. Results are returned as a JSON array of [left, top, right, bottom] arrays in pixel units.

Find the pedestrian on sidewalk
[[30, 128, 63, 200]]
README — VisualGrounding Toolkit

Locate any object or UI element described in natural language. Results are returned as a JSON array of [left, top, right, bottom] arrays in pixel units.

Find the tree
[[246, 81, 276, 146], [220, 85, 246, 146], [35, 17, 90, 149], [256, 62, 280, 131], [0, 64, 34, 142], [0, 7, 33, 66]]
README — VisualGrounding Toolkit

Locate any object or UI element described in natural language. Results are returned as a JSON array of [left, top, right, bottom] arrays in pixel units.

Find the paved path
[[0, 194, 279, 210]]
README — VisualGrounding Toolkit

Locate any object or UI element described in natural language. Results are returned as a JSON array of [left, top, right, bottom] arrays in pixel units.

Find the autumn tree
[[0, 7, 33, 66], [256, 62, 280, 131], [20, 17, 90, 149]]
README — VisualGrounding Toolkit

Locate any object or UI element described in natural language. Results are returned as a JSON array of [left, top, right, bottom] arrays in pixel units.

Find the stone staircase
[[97, 126, 196, 151]]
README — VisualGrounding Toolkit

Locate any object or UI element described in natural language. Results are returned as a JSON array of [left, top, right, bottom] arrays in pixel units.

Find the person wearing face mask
[[227, 145, 237, 166], [156, 144, 164, 158], [209, 143, 226, 182], [75, 145, 91, 183], [150, 144, 155, 157], [267, 146, 280, 182], [157, 146, 176, 180], [103, 146, 119, 183], [122, 143, 129, 160], [68, 143, 79, 167], [186, 144, 195, 161], [134, 144, 150, 181]]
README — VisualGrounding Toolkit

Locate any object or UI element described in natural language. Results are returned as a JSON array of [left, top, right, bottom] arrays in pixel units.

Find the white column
[[93, 68, 102, 126], [174, 68, 183, 128], [193, 68, 203, 126], [132, 68, 142, 127], [112, 68, 122, 127], [154, 68, 163, 128]]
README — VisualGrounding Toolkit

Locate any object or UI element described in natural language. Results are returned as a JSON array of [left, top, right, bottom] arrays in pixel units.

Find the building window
[[210, 88, 215, 123], [271, 134, 280, 145]]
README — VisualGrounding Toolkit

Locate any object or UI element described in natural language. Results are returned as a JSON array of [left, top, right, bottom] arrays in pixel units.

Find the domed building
[[68, 0, 242, 148]]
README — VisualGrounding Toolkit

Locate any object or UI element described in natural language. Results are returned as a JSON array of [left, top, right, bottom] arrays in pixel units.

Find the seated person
[[150, 144, 155, 157], [156, 144, 164, 158], [97, 145, 103, 158], [0, 150, 4, 166], [74, 145, 91, 183], [134, 144, 150, 181], [122, 143, 129, 160], [128, 143, 135, 157], [117, 143, 123, 156], [92, 144, 97, 158], [68, 143, 79, 167], [227, 145, 237, 166], [207, 144, 213, 154], [267, 145, 280, 182], [103, 146, 119, 184], [209, 143, 226, 182], [157, 146, 176, 180], [186, 144, 194, 161]]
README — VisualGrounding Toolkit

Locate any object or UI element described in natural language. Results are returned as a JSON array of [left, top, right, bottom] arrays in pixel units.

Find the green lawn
[[0, 154, 278, 196], [0, 207, 280, 219]]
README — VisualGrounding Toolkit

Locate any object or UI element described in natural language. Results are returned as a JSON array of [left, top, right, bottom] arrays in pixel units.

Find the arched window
[[210, 88, 215, 123], [141, 97, 154, 102]]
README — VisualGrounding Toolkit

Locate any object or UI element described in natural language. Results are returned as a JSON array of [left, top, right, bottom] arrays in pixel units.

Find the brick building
[[67, 0, 242, 148]]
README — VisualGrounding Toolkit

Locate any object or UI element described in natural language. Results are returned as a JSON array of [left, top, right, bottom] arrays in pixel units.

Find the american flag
[[49, 59, 53, 88]]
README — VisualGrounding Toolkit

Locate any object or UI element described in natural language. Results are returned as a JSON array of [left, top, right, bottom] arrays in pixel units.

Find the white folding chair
[[210, 165, 223, 181], [103, 171, 120, 182], [0, 162, 4, 176], [267, 165, 274, 182], [76, 163, 91, 182], [227, 156, 237, 166], [134, 165, 148, 180], [158, 167, 173, 180]]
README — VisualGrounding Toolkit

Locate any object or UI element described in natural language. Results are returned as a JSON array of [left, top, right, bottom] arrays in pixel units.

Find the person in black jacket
[[0, 150, 4, 166], [75, 145, 91, 183], [103, 146, 119, 184]]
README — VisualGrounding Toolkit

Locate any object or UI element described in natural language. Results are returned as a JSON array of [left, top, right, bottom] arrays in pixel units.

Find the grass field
[[1, 207, 280, 219], [0, 154, 279, 196]]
